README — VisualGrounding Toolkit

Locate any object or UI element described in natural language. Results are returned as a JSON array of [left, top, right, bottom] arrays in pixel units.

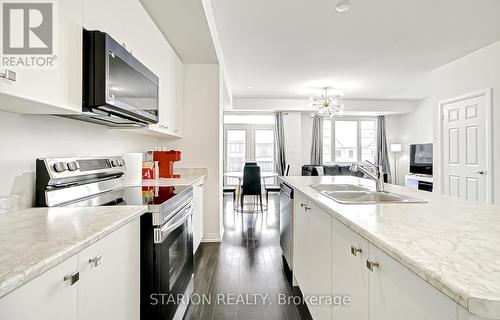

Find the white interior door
[[441, 93, 490, 202]]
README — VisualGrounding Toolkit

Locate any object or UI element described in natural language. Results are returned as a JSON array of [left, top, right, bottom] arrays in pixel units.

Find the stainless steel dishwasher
[[280, 182, 294, 270]]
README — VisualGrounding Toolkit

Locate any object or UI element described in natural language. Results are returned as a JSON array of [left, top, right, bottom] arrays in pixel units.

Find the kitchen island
[[281, 175, 500, 320]]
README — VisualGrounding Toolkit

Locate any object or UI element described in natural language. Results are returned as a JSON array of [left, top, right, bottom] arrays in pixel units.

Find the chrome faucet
[[350, 161, 385, 192]]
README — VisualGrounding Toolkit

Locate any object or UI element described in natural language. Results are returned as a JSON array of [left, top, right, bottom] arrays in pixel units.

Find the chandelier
[[311, 87, 344, 118]]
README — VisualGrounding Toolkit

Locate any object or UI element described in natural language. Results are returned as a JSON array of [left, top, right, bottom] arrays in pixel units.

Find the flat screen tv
[[410, 143, 433, 175]]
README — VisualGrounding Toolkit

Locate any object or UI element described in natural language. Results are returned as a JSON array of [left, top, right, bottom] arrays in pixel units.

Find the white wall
[[431, 40, 500, 204], [0, 111, 160, 206], [386, 98, 434, 185], [164, 64, 222, 242]]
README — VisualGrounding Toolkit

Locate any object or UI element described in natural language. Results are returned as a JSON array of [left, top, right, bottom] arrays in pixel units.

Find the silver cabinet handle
[[366, 259, 379, 272], [89, 255, 103, 267], [351, 245, 362, 256], [198, 183, 203, 187], [473, 170, 486, 175], [64, 271, 79, 286], [300, 203, 311, 210], [0, 69, 16, 82]]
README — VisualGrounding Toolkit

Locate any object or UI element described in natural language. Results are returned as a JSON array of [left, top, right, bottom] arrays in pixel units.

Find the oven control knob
[[67, 161, 80, 171], [119, 159, 125, 166], [111, 160, 118, 167], [53, 162, 67, 173]]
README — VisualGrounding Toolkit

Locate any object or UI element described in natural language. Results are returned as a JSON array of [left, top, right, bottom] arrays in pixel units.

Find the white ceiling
[[140, 0, 218, 63], [211, 0, 500, 100]]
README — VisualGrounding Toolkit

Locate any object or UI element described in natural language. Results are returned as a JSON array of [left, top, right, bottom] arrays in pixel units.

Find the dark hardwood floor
[[184, 194, 311, 320]]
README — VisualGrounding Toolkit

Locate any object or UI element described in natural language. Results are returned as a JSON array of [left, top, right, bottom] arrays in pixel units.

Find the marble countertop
[[141, 170, 206, 187], [281, 175, 500, 319], [0, 206, 147, 299]]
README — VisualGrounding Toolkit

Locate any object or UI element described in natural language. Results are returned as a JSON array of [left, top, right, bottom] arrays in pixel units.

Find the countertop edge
[[281, 177, 500, 319], [141, 174, 207, 187], [0, 206, 148, 299]]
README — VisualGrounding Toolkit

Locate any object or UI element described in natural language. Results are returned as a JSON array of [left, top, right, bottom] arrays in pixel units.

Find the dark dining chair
[[223, 186, 237, 202], [265, 164, 290, 206], [240, 165, 263, 212], [244, 162, 258, 167]]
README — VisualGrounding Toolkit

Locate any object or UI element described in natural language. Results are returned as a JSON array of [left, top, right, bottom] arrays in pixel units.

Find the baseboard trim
[[201, 233, 221, 243]]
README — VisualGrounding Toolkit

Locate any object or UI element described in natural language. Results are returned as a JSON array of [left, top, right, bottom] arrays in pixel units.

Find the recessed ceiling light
[[336, 0, 351, 12], [247, 85, 254, 89]]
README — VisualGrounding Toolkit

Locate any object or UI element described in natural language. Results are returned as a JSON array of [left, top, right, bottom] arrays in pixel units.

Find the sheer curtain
[[274, 112, 287, 176], [376, 116, 392, 183], [310, 115, 324, 165]]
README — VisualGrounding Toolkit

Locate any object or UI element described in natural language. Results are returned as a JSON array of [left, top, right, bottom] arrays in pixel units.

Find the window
[[335, 120, 358, 162], [223, 114, 276, 186], [322, 119, 332, 163], [323, 118, 376, 164], [226, 130, 246, 185]]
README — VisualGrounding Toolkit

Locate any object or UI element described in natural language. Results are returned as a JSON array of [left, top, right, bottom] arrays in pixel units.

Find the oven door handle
[[154, 204, 193, 244]]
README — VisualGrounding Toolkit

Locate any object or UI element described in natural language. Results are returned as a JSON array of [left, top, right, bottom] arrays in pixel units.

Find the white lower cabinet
[[332, 218, 369, 320], [0, 255, 78, 320], [332, 217, 455, 320], [369, 244, 456, 320], [292, 191, 469, 320], [192, 179, 205, 254], [294, 192, 332, 320], [78, 218, 140, 320], [0, 219, 140, 320]]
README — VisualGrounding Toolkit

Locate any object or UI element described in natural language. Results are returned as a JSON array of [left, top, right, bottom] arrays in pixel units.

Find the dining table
[[223, 171, 279, 210]]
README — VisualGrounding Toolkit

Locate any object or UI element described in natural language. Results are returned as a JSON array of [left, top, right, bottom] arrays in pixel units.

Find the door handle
[[473, 170, 486, 175], [64, 271, 79, 286]]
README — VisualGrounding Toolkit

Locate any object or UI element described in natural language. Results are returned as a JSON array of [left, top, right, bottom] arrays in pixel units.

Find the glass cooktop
[[120, 185, 191, 206]]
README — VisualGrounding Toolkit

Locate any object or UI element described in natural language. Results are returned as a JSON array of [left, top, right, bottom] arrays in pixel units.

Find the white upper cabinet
[[83, 0, 184, 138], [0, 0, 83, 114], [1, 0, 183, 137]]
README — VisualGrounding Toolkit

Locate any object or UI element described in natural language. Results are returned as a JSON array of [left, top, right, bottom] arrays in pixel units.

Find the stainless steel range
[[35, 156, 194, 320]]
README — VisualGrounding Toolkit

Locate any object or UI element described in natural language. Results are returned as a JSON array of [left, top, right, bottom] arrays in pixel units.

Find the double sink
[[310, 184, 426, 204]]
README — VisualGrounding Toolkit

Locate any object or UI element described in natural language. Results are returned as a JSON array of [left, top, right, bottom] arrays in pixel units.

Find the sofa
[[301, 165, 364, 177], [301, 164, 391, 183]]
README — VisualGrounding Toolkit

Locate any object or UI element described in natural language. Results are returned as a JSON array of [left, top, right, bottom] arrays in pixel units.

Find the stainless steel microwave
[[79, 30, 159, 127]]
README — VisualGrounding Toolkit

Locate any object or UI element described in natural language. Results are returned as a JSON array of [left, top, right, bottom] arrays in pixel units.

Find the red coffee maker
[[153, 150, 181, 178]]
